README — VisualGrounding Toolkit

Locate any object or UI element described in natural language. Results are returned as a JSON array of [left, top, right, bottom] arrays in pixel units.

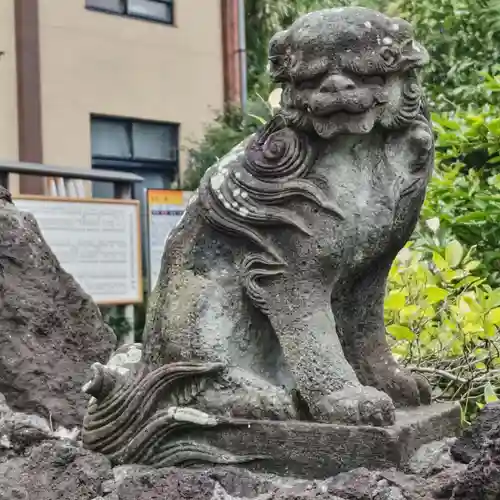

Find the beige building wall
[[0, 0, 19, 162], [38, 0, 225, 178]]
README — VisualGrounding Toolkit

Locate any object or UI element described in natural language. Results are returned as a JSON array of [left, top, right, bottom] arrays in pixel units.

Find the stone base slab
[[197, 402, 461, 479]]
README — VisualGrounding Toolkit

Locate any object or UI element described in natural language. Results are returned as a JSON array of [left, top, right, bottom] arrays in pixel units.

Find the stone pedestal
[[197, 403, 461, 479]]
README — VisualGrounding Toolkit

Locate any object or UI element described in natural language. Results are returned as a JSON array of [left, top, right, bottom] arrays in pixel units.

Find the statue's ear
[[268, 30, 288, 57], [268, 30, 290, 82]]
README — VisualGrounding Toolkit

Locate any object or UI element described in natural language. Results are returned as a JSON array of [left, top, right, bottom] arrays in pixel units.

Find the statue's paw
[[313, 386, 395, 427], [369, 364, 432, 407], [413, 372, 432, 405], [229, 388, 298, 420]]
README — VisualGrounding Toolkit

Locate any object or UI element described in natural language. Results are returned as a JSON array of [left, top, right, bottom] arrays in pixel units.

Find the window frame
[[85, 0, 175, 26], [90, 115, 179, 175]]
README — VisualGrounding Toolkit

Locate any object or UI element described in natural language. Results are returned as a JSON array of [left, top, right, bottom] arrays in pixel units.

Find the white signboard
[[14, 196, 142, 304], [147, 189, 193, 291]]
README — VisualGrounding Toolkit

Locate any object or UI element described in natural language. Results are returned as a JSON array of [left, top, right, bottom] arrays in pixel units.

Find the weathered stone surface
[[408, 439, 456, 477], [450, 421, 500, 500], [106, 343, 143, 378], [0, 392, 53, 458], [141, 6, 435, 435], [451, 402, 500, 464], [82, 368, 459, 478], [0, 188, 116, 427], [107, 465, 448, 500], [108, 466, 397, 500], [194, 403, 461, 478], [83, 7, 441, 472], [0, 425, 482, 500], [0, 440, 113, 500], [426, 464, 467, 499]]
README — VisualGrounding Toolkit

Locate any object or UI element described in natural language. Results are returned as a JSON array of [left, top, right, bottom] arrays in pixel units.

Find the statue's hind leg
[[254, 273, 395, 426], [332, 263, 432, 407]]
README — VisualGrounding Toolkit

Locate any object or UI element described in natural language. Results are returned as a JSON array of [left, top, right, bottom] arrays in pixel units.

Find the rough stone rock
[[0, 392, 81, 466], [408, 439, 456, 477], [108, 465, 443, 500], [0, 439, 113, 500], [0, 187, 116, 426], [425, 464, 467, 499], [451, 422, 500, 500], [111, 466, 343, 500], [0, 433, 480, 499], [451, 402, 500, 464], [0, 392, 53, 458]]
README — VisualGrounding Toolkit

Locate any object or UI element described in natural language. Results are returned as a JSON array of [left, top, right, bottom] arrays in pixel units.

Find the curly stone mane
[[199, 118, 341, 262], [197, 7, 431, 311], [198, 117, 344, 310]]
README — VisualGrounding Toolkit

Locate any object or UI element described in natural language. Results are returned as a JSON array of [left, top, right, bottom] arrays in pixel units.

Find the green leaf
[[487, 307, 500, 325], [399, 305, 420, 321], [445, 240, 464, 268], [425, 217, 440, 233], [433, 117, 462, 130], [387, 325, 415, 341], [425, 286, 450, 304], [454, 212, 488, 223], [484, 382, 499, 404], [385, 292, 407, 310], [464, 261, 481, 272], [433, 252, 450, 271], [247, 113, 267, 125]]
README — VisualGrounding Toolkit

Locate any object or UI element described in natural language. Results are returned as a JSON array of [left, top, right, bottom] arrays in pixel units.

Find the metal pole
[[237, 0, 248, 113]]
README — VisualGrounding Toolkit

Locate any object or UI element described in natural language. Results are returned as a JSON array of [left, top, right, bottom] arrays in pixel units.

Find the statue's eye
[[296, 79, 318, 90], [361, 76, 385, 86]]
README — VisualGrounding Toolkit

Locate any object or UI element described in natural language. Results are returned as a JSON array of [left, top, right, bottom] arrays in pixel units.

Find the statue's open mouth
[[308, 88, 387, 117]]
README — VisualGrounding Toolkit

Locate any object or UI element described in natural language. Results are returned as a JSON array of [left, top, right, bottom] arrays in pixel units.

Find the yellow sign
[[147, 189, 186, 206], [147, 189, 194, 291]]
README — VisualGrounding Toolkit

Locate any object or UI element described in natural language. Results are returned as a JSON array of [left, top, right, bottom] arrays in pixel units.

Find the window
[[91, 116, 179, 274], [90, 116, 179, 199], [91, 117, 178, 163], [86, 0, 173, 24]]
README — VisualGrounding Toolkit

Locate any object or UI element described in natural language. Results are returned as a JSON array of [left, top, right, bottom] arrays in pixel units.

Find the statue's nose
[[320, 74, 356, 93]]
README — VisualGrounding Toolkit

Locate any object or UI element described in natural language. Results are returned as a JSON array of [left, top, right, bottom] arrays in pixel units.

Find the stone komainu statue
[[82, 7, 435, 467]]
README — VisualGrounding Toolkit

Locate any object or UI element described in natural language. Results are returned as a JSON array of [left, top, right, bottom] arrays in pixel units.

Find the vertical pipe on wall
[[221, 0, 241, 106], [15, 0, 45, 194], [237, 0, 247, 113]]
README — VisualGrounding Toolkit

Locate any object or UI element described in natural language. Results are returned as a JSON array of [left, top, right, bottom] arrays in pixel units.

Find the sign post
[[14, 196, 143, 305], [146, 189, 193, 292]]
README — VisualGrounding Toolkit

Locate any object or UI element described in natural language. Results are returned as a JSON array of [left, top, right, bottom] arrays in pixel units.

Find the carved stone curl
[[82, 361, 264, 467], [83, 7, 438, 470]]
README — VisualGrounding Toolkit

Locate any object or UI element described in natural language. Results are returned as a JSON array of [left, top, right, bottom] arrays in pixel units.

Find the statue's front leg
[[261, 275, 395, 426], [332, 264, 432, 407]]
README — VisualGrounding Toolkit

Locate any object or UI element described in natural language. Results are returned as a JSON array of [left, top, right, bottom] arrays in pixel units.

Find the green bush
[[420, 94, 500, 286], [421, 165, 500, 286], [388, 0, 500, 110], [386, 234, 500, 422]]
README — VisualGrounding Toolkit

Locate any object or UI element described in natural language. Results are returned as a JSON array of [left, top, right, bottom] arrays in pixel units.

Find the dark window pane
[[91, 119, 132, 159], [127, 0, 172, 22], [86, 0, 125, 13], [92, 181, 115, 199], [132, 122, 177, 161]]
